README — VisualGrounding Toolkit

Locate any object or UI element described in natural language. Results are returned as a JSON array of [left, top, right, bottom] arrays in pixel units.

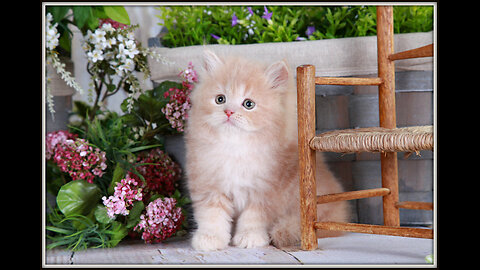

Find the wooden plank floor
[[45, 232, 434, 266]]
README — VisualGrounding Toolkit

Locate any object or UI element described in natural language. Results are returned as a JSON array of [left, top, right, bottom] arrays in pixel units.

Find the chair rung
[[396, 201, 433, 211], [310, 126, 433, 153], [388, 44, 433, 61], [315, 77, 382, 86], [314, 221, 433, 239], [317, 188, 390, 204]]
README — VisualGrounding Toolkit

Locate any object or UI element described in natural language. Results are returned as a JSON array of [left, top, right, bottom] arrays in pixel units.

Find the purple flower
[[306, 26, 315, 37], [210, 33, 220, 40], [247, 7, 254, 15], [262, 6, 273, 20], [231, 13, 238, 26]]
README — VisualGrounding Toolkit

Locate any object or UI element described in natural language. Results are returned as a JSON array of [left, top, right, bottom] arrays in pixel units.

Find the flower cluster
[[84, 22, 140, 77], [161, 62, 197, 132], [46, 13, 60, 51], [47, 131, 107, 183], [45, 13, 84, 116], [179, 61, 198, 85], [128, 148, 181, 196], [46, 130, 78, 160], [134, 197, 184, 244], [102, 176, 143, 218]]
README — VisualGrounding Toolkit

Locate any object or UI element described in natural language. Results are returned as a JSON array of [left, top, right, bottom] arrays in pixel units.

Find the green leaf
[[108, 164, 125, 194], [94, 204, 115, 224], [105, 221, 128, 247], [126, 201, 144, 228], [56, 180, 102, 218], [72, 6, 92, 29], [46, 226, 74, 235], [104, 6, 130, 25], [48, 6, 71, 23]]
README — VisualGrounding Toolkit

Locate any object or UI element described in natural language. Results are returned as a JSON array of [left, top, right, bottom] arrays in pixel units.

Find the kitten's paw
[[191, 231, 230, 251], [232, 230, 270, 248]]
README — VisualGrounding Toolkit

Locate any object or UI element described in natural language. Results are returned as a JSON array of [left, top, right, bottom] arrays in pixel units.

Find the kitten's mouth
[[225, 118, 236, 126]]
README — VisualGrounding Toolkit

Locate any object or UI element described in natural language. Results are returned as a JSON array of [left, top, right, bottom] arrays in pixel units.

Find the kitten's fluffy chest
[[204, 133, 274, 191]]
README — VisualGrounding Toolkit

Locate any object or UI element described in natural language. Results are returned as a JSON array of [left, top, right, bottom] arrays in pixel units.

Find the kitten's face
[[190, 50, 290, 135]]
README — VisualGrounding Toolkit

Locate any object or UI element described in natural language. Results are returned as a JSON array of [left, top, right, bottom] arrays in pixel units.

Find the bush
[[157, 5, 433, 48]]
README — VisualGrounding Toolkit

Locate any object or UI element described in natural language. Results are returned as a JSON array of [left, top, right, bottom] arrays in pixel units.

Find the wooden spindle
[[297, 65, 318, 251], [377, 6, 400, 227]]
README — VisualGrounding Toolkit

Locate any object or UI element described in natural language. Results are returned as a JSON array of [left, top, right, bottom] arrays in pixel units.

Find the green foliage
[[46, 6, 130, 53], [46, 205, 127, 251], [157, 5, 433, 48], [56, 180, 101, 219], [69, 110, 160, 194], [46, 180, 128, 250], [121, 81, 184, 143]]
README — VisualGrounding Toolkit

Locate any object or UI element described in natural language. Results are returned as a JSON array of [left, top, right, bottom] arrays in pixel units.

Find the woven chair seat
[[310, 125, 433, 153]]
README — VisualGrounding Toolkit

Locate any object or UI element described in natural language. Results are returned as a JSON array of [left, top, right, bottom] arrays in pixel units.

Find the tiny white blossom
[[87, 49, 104, 63], [92, 29, 107, 44], [101, 23, 115, 33]]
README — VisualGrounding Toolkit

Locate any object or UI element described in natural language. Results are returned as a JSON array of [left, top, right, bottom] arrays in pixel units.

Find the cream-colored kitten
[[185, 50, 348, 251]]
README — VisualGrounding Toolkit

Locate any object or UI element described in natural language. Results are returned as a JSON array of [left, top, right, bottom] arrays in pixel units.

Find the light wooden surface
[[44, 233, 434, 265]]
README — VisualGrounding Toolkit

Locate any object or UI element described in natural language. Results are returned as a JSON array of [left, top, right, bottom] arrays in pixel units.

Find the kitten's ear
[[265, 60, 290, 90], [203, 49, 222, 72]]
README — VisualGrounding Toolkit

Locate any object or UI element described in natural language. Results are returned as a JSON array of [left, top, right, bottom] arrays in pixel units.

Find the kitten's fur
[[185, 50, 348, 251]]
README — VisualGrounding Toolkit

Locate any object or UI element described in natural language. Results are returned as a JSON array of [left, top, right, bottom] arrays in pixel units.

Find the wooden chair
[[296, 6, 434, 251]]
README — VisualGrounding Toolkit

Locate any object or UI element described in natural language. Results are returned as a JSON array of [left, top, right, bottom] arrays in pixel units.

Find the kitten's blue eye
[[243, 99, 255, 110], [215, 94, 226, 104]]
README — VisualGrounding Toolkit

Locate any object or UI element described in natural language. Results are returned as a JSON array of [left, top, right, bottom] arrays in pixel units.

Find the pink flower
[[46, 130, 77, 160], [128, 148, 181, 196], [51, 137, 107, 183], [99, 18, 127, 29], [134, 197, 183, 244], [102, 175, 143, 218], [162, 63, 197, 132]]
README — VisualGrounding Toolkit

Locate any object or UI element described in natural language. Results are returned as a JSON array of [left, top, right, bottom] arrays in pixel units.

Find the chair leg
[[380, 152, 400, 226], [297, 65, 318, 250], [377, 6, 400, 226]]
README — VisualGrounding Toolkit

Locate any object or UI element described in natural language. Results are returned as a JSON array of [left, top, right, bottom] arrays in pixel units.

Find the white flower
[[101, 23, 115, 33], [92, 29, 107, 45], [105, 37, 117, 49], [119, 58, 135, 73], [87, 49, 104, 63], [45, 13, 59, 51], [117, 34, 125, 43]]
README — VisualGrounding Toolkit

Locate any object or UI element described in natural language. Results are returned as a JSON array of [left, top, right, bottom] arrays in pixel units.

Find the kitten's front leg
[[191, 194, 233, 251], [232, 203, 270, 248]]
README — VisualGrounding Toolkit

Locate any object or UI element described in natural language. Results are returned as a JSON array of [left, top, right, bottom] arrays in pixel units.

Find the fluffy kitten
[[184, 50, 348, 251]]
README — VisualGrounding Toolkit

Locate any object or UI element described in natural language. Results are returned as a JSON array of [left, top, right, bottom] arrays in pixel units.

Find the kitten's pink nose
[[224, 109, 234, 117]]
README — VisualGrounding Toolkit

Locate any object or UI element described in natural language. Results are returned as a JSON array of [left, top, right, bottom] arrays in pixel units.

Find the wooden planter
[[148, 32, 434, 226]]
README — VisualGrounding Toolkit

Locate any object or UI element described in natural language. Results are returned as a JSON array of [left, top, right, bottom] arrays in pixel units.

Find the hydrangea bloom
[[102, 176, 143, 218], [52, 138, 107, 183], [46, 130, 78, 160], [161, 63, 197, 132], [178, 62, 198, 85], [134, 197, 184, 243], [128, 148, 181, 196]]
